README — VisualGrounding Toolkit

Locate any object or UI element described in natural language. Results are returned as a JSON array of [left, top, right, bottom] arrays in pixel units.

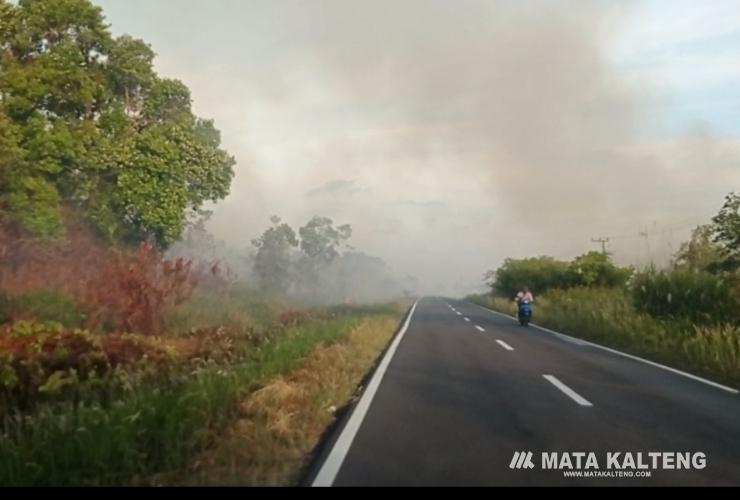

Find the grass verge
[[173, 313, 402, 486]]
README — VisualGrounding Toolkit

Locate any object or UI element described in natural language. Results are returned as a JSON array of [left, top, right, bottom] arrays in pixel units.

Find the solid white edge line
[[311, 299, 421, 487], [475, 325, 485, 332], [469, 301, 740, 395], [496, 339, 515, 351], [543, 375, 593, 407]]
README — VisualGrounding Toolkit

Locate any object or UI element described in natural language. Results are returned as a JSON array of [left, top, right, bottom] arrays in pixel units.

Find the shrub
[[631, 269, 739, 324], [683, 324, 740, 381], [569, 251, 632, 288], [0, 321, 175, 411], [0, 320, 237, 413], [488, 253, 632, 298], [0, 215, 108, 297], [82, 243, 196, 334]]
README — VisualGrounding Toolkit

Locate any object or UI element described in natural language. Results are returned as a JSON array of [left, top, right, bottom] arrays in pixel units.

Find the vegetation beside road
[[0, 299, 405, 486], [471, 193, 740, 388]]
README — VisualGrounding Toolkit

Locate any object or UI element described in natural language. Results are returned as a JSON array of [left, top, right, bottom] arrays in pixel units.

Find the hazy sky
[[94, 0, 740, 295]]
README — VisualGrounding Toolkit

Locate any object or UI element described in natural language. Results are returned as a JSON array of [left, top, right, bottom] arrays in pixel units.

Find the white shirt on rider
[[516, 291, 534, 302]]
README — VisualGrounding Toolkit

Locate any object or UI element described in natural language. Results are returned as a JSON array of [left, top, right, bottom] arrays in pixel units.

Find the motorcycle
[[517, 299, 532, 327]]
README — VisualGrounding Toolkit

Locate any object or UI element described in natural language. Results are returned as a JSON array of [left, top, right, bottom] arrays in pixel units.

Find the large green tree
[[251, 216, 299, 294], [0, 0, 234, 247]]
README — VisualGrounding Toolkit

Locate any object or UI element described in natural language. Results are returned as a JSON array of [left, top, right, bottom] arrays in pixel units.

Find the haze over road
[[310, 297, 740, 486], [93, 0, 740, 296]]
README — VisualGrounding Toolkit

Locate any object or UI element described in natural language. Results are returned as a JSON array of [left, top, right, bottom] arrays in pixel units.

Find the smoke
[[272, 0, 733, 223], [97, 0, 740, 296]]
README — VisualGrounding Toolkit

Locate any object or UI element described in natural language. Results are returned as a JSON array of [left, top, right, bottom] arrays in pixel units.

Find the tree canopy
[[711, 192, 740, 271], [251, 216, 299, 294], [487, 253, 632, 297], [0, 0, 235, 247], [299, 216, 352, 265], [673, 224, 724, 272]]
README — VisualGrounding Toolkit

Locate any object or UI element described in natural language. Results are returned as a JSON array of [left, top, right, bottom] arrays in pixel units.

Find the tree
[[673, 224, 724, 272], [711, 192, 740, 271], [296, 217, 352, 294], [299, 216, 352, 264], [569, 251, 632, 288], [0, 0, 235, 247], [108, 35, 155, 118], [251, 217, 299, 294], [488, 256, 575, 297], [487, 253, 631, 297]]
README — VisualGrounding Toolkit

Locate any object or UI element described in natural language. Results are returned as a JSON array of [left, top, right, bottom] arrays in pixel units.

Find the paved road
[[309, 297, 740, 486]]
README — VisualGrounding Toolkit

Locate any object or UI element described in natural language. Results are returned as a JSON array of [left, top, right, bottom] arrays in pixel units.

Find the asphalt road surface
[[309, 297, 740, 486]]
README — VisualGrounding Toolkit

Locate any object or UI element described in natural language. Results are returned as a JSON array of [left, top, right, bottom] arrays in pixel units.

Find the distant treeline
[[248, 216, 409, 305]]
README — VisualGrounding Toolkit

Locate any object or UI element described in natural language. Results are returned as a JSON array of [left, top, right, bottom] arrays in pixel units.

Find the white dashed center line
[[543, 375, 593, 407], [496, 339, 515, 351]]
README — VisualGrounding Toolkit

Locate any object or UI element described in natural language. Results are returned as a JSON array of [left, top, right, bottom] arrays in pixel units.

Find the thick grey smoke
[[98, 0, 740, 296]]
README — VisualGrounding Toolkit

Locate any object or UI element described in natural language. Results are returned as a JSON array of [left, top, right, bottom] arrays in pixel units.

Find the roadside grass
[[467, 288, 740, 388], [0, 306, 403, 486], [175, 314, 401, 486], [165, 289, 289, 335]]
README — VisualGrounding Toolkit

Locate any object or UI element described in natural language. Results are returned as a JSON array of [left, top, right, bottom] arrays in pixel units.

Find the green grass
[[468, 288, 740, 388], [166, 289, 288, 335], [0, 310, 377, 486], [0, 291, 87, 328]]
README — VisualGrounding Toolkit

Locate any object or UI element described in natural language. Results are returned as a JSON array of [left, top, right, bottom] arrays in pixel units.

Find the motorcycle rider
[[515, 286, 534, 324], [515, 286, 534, 304]]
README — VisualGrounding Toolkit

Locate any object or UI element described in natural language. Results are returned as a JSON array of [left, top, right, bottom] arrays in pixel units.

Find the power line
[[605, 212, 717, 241]]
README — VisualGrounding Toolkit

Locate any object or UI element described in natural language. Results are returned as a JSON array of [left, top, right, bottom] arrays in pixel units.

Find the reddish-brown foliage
[[0, 322, 237, 409], [0, 216, 108, 297], [1, 216, 200, 335], [0, 325, 234, 374], [163, 327, 235, 362], [81, 243, 197, 335]]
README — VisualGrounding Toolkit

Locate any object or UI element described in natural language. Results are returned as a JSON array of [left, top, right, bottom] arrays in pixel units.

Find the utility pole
[[591, 237, 610, 255]]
